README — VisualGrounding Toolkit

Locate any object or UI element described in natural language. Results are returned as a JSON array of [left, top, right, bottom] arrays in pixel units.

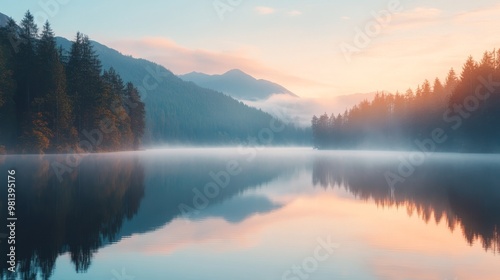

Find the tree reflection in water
[[312, 154, 500, 254], [0, 154, 145, 280]]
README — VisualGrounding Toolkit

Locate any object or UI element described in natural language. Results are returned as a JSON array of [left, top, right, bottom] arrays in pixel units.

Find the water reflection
[[312, 152, 500, 254], [116, 149, 306, 241], [0, 154, 145, 280], [0, 149, 306, 280], [1, 149, 499, 280]]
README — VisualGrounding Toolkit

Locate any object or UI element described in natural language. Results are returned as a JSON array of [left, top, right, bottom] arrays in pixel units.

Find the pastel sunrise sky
[[3, 0, 500, 97]]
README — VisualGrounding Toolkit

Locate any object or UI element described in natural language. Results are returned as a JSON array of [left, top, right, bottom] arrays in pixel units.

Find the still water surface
[[1, 148, 499, 280]]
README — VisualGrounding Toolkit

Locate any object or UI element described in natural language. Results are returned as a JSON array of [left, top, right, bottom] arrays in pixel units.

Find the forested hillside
[[312, 51, 500, 152], [0, 11, 145, 154], [55, 38, 309, 145]]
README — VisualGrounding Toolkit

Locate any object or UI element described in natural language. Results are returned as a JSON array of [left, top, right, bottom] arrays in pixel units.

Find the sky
[[2, 0, 500, 98]]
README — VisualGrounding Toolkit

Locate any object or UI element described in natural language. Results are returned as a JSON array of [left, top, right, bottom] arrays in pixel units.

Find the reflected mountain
[[312, 153, 500, 254], [191, 195, 282, 223], [0, 154, 146, 280], [116, 151, 304, 242]]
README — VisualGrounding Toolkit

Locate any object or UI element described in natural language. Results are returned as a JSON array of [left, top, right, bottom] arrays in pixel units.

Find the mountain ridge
[[179, 69, 298, 101]]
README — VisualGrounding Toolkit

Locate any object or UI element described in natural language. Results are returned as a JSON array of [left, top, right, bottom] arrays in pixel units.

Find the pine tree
[[444, 68, 458, 95], [479, 51, 495, 73], [432, 77, 446, 106], [433, 78, 444, 95], [460, 56, 478, 81], [100, 68, 127, 150], [66, 33, 102, 133], [37, 21, 74, 151], [124, 82, 146, 149], [421, 80, 432, 96], [15, 11, 39, 139]]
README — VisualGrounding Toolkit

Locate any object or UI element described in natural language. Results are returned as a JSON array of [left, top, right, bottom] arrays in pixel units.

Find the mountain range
[[179, 69, 297, 101]]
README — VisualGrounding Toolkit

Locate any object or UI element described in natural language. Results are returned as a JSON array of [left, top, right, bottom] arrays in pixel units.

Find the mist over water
[[242, 93, 378, 127]]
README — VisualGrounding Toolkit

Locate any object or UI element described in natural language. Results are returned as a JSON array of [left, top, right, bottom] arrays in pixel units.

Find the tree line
[[312, 50, 500, 152], [0, 11, 145, 154]]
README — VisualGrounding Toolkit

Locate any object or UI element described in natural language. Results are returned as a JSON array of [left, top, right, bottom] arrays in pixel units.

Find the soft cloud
[[341, 16, 351, 20], [453, 3, 500, 24], [387, 7, 442, 32], [108, 36, 326, 95], [255, 6, 275, 15], [112, 37, 257, 74], [287, 10, 302, 16]]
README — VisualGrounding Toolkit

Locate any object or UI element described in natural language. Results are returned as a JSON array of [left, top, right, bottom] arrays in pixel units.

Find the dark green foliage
[[124, 82, 146, 149], [37, 21, 73, 151], [0, 37, 17, 151], [66, 32, 103, 133], [14, 11, 38, 137], [0, 12, 146, 154], [312, 51, 500, 152]]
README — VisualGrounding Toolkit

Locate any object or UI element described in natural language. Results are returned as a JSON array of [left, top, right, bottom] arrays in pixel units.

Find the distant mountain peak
[[179, 69, 297, 101], [224, 69, 249, 76]]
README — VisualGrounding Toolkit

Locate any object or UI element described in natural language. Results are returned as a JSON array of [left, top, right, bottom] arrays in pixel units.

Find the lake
[[1, 148, 499, 280]]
